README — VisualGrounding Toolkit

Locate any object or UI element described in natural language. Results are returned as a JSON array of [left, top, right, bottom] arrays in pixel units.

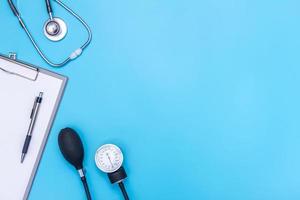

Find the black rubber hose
[[119, 182, 129, 200], [81, 176, 92, 200]]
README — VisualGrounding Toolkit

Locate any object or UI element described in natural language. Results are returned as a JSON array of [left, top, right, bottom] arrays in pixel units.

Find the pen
[[21, 92, 43, 163]]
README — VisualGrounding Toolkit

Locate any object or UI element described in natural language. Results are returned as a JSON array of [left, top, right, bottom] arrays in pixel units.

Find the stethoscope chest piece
[[44, 17, 67, 42]]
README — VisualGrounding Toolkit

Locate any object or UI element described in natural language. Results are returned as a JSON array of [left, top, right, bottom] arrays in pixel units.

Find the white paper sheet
[[0, 56, 66, 200]]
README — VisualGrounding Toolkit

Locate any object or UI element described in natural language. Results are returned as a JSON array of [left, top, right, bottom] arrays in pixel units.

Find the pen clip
[[30, 98, 38, 119]]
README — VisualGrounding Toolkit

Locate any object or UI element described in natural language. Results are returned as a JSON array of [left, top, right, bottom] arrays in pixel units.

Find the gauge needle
[[106, 153, 114, 167]]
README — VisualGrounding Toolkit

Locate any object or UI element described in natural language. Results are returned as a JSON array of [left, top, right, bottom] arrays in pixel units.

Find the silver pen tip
[[21, 154, 25, 163]]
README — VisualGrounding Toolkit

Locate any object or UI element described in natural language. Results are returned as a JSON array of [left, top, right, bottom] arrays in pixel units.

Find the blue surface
[[1, 0, 300, 199]]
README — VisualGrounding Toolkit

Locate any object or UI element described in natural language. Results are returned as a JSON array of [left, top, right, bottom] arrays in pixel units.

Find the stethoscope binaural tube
[[7, 0, 92, 68]]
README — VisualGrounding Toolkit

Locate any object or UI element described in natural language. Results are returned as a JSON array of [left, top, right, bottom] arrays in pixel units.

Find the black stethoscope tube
[[45, 0, 53, 14], [10, 0, 53, 19], [7, 0, 19, 17]]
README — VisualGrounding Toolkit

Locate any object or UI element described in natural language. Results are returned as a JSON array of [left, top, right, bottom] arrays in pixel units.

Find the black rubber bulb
[[58, 128, 84, 170], [58, 127, 92, 200]]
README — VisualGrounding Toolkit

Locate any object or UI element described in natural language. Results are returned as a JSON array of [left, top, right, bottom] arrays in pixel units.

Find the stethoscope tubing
[[7, 0, 92, 67], [56, 0, 92, 50]]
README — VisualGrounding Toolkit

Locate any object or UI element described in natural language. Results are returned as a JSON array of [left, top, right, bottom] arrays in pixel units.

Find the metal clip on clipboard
[[0, 52, 39, 81]]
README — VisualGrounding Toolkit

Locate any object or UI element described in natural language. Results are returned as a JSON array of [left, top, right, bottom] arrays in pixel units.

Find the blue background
[[1, 0, 300, 199]]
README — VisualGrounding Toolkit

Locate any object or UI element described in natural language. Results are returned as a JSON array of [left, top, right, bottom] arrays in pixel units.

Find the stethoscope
[[7, 0, 92, 67]]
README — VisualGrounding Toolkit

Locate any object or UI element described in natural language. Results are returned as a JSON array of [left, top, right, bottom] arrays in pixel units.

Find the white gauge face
[[95, 144, 124, 173]]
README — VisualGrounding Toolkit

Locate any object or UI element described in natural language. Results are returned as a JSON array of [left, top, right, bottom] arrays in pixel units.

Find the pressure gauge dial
[[95, 144, 124, 173]]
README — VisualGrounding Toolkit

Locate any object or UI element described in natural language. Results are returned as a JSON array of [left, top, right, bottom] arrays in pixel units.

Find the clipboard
[[0, 53, 67, 199]]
